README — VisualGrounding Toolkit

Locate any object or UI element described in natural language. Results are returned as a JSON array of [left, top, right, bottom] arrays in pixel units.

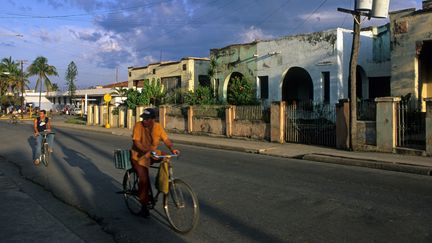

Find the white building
[[211, 27, 391, 106]]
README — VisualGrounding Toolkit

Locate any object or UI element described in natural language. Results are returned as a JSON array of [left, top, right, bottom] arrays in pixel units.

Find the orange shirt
[[131, 121, 170, 167]]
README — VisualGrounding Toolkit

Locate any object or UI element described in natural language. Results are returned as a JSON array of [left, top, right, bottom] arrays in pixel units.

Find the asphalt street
[[1, 121, 432, 242]]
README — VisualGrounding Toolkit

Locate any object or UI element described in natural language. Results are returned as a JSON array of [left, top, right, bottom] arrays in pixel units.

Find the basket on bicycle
[[114, 149, 132, 170]]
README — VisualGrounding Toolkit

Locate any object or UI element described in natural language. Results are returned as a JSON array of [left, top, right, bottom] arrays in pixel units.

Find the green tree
[[51, 83, 59, 91], [124, 89, 150, 110], [142, 78, 166, 106], [0, 57, 20, 107], [65, 61, 78, 101], [28, 56, 58, 109], [227, 76, 258, 105]]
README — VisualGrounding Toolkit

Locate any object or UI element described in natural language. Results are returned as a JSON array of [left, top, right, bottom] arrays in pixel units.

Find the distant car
[[70, 108, 82, 115]]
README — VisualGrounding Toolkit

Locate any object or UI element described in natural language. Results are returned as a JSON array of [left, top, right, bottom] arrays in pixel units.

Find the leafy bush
[[184, 86, 216, 105], [227, 77, 258, 105], [124, 89, 149, 110]]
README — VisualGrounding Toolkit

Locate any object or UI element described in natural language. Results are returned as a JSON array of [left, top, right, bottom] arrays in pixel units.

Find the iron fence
[[285, 102, 336, 147], [235, 105, 270, 122], [397, 100, 426, 150]]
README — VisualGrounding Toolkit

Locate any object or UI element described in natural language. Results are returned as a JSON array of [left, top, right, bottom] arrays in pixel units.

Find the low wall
[[233, 120, 270, 140], [357, 121, 376, 146], [192, 117, 225, 135], [165, 115, 187, 132]]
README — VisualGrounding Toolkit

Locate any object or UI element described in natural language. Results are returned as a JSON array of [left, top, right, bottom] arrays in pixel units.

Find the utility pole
[[338, 0, 389, 150], [349, 12, 361, 150], [17, 60, 27, 119]]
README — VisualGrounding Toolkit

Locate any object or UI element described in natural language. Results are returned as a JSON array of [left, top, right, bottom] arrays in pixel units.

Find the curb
[[302, 153, 432, 176]]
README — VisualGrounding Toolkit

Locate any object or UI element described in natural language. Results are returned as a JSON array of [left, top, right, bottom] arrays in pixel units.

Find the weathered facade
[[211, 28, 391, 106], [389, 1, 432, 110], [127, 57, 210, 92]]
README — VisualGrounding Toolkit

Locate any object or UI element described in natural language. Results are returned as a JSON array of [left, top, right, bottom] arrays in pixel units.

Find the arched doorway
[[282, 67, 313, 104], [223, 72, 245, 102]]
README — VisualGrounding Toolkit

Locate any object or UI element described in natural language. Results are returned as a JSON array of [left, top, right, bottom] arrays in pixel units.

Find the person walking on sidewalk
[[131, 108, 179, 217], [33, 110, 55, 165]]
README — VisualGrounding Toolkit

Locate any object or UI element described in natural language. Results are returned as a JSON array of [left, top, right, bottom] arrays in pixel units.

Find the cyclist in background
[[33, 110, 55, 165], [131, 108, 179, 217]]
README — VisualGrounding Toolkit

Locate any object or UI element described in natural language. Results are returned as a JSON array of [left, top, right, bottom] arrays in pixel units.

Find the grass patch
[[65, 116, 87, 125]]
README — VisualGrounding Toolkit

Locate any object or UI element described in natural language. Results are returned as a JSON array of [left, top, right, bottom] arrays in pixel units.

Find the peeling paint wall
[[210, 43, 258, 100], [258, 28, 389, 106], [390, 8, 432, 104]]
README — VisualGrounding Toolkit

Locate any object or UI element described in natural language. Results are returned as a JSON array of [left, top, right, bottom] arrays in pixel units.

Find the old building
[[211, 27, 391, 106], [389, 0, 432, 110], [127, 57, 210, 92]]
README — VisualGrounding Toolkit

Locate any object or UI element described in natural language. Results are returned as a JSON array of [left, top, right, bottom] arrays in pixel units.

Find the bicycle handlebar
[[151, 151, 178, 159], [39, 130, 55, 135]]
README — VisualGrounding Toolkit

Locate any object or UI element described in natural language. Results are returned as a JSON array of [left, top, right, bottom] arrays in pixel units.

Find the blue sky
[[0, 0, 422, 90]]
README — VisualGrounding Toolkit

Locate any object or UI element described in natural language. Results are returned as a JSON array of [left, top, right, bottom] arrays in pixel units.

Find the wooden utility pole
[[17, 60, 27, 119], [349, 13, 361, 150]]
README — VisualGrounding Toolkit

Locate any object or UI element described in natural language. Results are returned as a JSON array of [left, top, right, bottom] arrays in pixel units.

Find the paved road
[[1, 121, 432, 242]]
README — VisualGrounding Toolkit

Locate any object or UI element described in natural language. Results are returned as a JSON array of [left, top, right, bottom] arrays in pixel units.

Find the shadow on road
[[27, 136, 36, 161], [199, 199, 285, 242]]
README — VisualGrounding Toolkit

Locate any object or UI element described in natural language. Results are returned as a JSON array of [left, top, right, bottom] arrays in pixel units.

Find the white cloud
[[239, 26, 274, 43]]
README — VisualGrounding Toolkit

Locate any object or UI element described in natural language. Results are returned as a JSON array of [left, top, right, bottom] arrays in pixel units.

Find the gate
[[285, 102, 336, 147], [397, 100, 426, 150]]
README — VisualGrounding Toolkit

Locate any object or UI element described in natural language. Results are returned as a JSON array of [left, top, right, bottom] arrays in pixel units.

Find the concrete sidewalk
[[0, 165, 84, 242], [51, 121, 432, 176]]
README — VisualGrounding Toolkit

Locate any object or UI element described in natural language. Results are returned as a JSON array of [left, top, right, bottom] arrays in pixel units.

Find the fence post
[[336, 99, 350, 150], [426, 98, 432, 156], [159, 105, 167, 128], [87, 104, 93, 125], [119, 107, 125, 128], [93, 105, 99, 126], [225, 105, 234, 137], [109, 105, 115, 127], [127, 108, 134, 129], [188, 106, 193, 133], [375, 97, 400, 152], [100, 105, 107, 127], [136, 106, 144, 122], [270, 101, 285, 143]]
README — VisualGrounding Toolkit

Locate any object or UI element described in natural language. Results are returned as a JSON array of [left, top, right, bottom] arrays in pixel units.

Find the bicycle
[[39, 131, 55, 166], [9, 114, 18, 124], [114, 149, 200, 234]]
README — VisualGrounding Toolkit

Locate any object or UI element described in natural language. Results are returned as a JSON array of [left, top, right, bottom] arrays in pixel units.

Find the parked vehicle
[[70, 108, 82, 115]]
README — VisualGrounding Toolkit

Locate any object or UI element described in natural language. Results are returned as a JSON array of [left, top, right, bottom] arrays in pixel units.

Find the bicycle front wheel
[[42, 143, 50, 166], [122, 169, 142, 215], [164, 179, 199, 233]]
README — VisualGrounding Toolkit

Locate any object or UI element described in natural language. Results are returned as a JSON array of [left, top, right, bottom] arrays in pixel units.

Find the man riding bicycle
[[33, 110, 55, 165], [131, 108, 179, 217]]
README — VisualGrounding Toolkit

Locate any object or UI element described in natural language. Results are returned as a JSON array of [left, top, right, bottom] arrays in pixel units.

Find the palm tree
[[0, 57, 20, 106], [27, 56, 58, 109]]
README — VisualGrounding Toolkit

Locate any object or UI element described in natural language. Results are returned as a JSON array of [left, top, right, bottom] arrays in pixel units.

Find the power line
[[0, 0, 173, 19], [291, 0, 329, 33]]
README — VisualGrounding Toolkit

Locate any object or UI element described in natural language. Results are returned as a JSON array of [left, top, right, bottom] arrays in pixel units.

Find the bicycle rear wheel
[[164, 179, 199, 233], [42, 143, 50, 166], [122, 169, 142, 215]]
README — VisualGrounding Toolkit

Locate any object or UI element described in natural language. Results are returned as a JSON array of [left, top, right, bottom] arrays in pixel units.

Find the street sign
[[104, 94, 112, 103]]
